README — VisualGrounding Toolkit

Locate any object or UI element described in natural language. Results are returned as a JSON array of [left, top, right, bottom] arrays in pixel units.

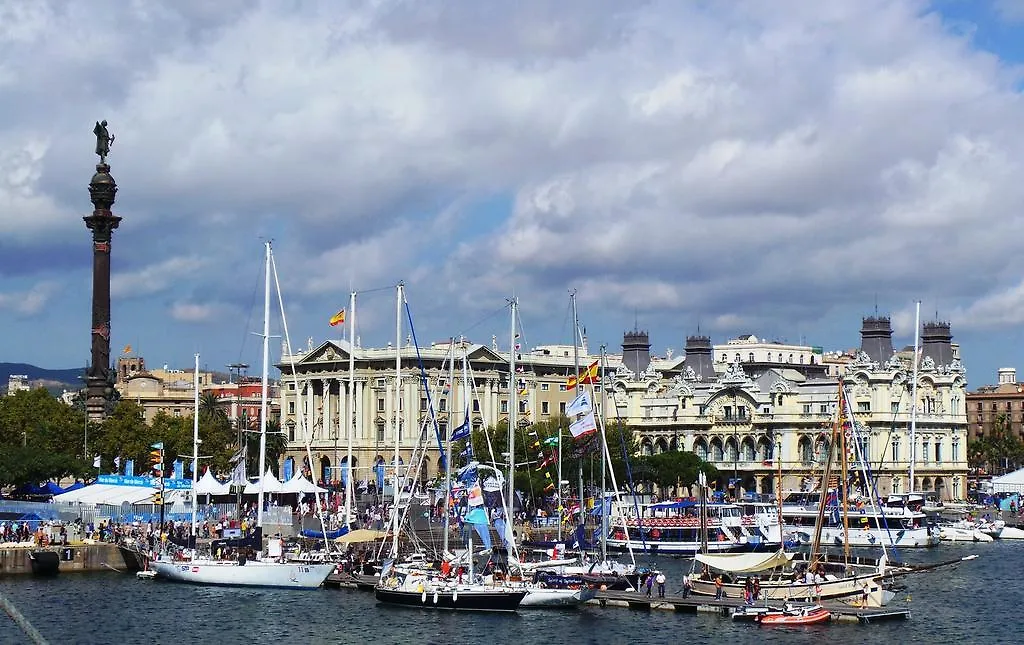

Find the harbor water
[[0, 541, 1019, 645]]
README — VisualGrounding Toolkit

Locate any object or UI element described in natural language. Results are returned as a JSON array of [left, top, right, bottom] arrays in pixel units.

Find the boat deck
[[591, 590, 911, 623]]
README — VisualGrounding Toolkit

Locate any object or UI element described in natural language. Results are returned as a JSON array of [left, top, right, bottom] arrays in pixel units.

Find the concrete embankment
[[0, 543, 126, 575]]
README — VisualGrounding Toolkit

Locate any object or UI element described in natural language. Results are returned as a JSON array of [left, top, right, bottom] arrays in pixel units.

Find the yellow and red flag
[[566, 360, 599, 390], [328, 309, 346, 327]]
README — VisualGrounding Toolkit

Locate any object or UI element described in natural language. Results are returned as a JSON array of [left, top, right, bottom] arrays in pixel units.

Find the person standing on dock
[[656, 571, 666, 598], [714, 575, 724, 600], [645, 573, 654, 598], [682, 573, 692, 598]]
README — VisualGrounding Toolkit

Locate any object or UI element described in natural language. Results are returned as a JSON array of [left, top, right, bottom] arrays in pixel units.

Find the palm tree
[[198, 391, 227, 422]]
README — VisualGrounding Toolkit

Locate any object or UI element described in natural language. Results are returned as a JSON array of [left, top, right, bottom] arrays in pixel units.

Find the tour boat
[[782, 492, 939, 548]]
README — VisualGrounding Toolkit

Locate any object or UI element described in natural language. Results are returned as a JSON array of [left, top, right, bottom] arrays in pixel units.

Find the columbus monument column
[[83, 120, 121, 421]]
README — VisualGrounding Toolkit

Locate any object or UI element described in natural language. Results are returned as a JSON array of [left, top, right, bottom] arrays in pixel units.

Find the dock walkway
[[591, 590, 910, 623]]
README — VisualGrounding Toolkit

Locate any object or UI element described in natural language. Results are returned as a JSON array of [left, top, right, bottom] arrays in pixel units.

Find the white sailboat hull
[[151, 559, 335, 588], [519, 586, 595, 607], [690, 572, 888, 606]]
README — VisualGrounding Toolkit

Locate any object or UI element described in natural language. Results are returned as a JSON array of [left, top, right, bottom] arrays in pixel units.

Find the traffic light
[[152, 491, 163, 505], [150, 449, 163, 477]]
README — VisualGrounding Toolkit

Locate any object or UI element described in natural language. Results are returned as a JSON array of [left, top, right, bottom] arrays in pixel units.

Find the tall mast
[[571, 291, 584, 538], [390, 282, 403, 558], [345, 290, 356, 525], [909, 300, 921, 493], [599, 345, 608, 563], [840, 384, 851, 565], [191, 352, 200, 539], [256, 241, 271, 529], [442, 338, 456, 556], [508, 298, 518, 525]]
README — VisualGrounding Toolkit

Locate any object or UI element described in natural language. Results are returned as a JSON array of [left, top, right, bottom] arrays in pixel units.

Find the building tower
[[859, 315, 895, 364], [622, 329, 652, 376], [921, 321, 954, 368], [683, 334, 717, 381], [83, 121, 121, 421]]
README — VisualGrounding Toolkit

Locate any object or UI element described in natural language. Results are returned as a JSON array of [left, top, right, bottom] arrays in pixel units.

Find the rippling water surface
[[0, 541, 1019, 645]]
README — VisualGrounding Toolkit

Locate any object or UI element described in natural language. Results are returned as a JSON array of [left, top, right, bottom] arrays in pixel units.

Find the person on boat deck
[[744, 577, 753, 605], [752, 576, 761, 603], [440, 560, 452, 578]]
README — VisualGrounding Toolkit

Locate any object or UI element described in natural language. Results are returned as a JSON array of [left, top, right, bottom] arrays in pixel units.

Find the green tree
[[969, 413, 1024, 475], [0, 389, 90, 487]]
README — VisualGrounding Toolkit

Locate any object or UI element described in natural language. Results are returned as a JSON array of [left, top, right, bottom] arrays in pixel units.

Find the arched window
[[711, 438, 724, 461], [748, 352, 754, 362], [694, 438, 708, 460], [798, 436, 813, 463]]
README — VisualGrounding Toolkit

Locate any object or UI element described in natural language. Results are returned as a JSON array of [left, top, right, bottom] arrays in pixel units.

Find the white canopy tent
[[51, 483, 189, 506], [242, 469, 284, 495], [280, 473, 328, 495], [991, 467, 1024, 493], [193, 470, 232, 495]]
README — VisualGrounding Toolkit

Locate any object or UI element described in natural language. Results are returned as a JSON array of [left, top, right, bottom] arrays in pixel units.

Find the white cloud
[[1, 0, 1024, 374], [169, 301, 224, 323], [111, 256, 207, 299], [0, 281, 59, 315]]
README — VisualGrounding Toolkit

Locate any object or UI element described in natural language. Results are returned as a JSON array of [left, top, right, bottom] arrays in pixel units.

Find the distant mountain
[[0, 362, 85, 394]]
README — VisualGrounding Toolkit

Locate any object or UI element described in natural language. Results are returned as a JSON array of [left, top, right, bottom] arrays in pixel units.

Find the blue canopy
[[300, 527, 348, 540], [62, 481, 86, 493], [18, 482, 64, 496]]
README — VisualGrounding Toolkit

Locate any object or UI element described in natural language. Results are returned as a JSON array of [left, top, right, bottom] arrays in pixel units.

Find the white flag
[[114, 456, 121, 469], [93, 455, 101, 468], [566, 392, 592, 417], [569, 410, 597, 439], [230, 458, 247, 485]]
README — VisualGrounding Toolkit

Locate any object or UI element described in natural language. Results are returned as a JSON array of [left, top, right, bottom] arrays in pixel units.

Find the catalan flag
[[329, 308, 346, 326]]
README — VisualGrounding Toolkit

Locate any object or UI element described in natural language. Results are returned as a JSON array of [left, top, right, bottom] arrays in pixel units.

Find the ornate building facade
[[277, 317, 969, 500]]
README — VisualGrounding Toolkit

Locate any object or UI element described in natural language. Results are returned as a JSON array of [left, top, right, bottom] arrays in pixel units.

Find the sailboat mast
[[390, 282, 403, 558], [256, 241, 271, 529], [191, 352, 200, 539], [508, 298, 518, 525], [571, 292, 583, 537], [840, 385, 851, 564], [443, 339, 456, 556], [599, 345, 608, 563], [345, 290, 356, 525], [909, 300, 921, 493]]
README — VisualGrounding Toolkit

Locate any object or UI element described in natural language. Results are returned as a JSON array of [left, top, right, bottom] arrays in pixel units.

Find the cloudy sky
[[2, 0, 1024, 385]]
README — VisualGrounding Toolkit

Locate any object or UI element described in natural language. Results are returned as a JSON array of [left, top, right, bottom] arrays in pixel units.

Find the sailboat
[[689, 382, 896, 607], [150, 242, 334, 589], [374, 288, 527, 611]]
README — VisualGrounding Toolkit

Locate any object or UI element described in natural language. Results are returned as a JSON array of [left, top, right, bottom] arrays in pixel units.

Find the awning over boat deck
[[695, 549, 794, 574]]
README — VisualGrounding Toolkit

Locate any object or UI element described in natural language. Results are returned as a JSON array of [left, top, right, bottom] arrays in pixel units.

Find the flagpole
[[345, 290, 356, 526]]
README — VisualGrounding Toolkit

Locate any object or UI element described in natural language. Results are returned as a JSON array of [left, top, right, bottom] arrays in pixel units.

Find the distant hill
[[0, 362, 85, 394]]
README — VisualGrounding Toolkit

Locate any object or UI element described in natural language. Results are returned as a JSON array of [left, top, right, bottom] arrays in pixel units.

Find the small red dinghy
[[758, 605, 831, 626]]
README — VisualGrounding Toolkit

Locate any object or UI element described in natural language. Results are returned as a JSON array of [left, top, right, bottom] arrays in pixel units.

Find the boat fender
[[433, 592, 439, 604], [421, 591, 427, 604], [453, 590, 458, 602]]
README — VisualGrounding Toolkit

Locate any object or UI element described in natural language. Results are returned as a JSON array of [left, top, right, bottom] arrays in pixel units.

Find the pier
[[591, 589, 911, 623], [0, 544, 126, 576]]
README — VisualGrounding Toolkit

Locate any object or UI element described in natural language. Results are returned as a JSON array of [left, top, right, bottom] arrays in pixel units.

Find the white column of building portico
[[322, 378, 330, 449], [355, 380, 364, 442], [485, 379, 496, 426]]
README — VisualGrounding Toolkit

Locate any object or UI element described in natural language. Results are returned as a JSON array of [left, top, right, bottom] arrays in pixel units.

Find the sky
[[2, 0, 1024, 387]]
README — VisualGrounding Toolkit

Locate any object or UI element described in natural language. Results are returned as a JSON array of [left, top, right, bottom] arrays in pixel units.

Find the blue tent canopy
[[17, 482, 64, 496]]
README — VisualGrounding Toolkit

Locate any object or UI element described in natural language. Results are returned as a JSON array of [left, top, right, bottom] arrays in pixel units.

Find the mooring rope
[[0, 591, 49, 645]]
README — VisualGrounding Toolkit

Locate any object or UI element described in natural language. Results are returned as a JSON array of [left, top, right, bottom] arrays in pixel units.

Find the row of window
[[720, 352, 813, 365]]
